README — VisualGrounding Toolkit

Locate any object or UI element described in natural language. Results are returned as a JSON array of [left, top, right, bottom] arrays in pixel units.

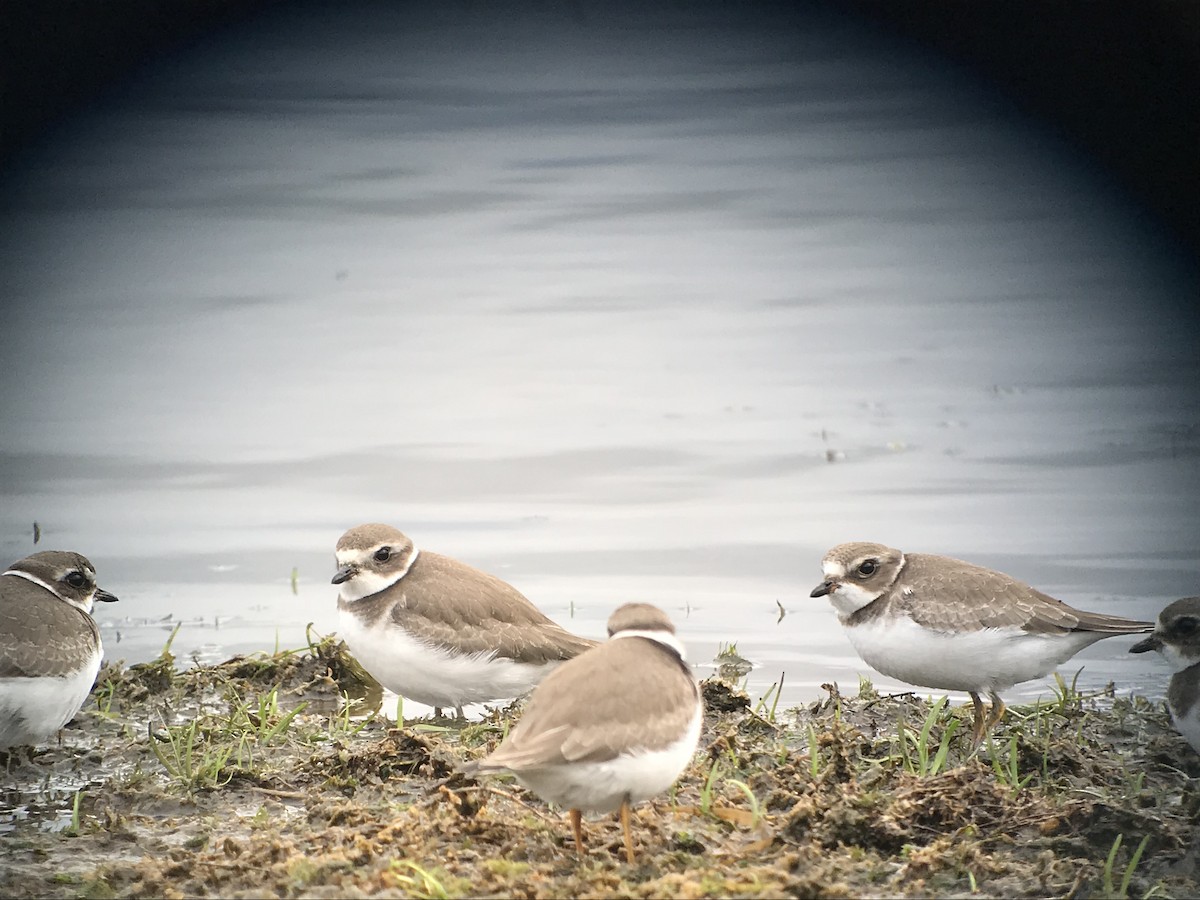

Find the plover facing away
[[471, 602, 702, 863]]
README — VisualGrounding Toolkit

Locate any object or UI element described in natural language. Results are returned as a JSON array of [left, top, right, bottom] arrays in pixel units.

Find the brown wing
[[0, 580, 99, 678], [894, 554, 1153, 636], [477, 637, 700, 771], [390, 551, 597, 663]]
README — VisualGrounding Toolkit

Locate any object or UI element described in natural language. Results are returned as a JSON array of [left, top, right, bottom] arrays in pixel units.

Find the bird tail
[[1071, 611, 1154, 634]]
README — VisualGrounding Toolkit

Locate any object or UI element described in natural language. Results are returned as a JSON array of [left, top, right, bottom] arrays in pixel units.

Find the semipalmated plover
[[1, 550, 119, 749], [810, 542, 1153, 742], [1130, 596, 1200, 753], [470, 602, 702, 863], [332, 523, 596, 718]]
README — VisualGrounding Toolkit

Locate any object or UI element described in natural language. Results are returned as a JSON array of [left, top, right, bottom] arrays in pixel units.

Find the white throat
[[1163, 642, 1200, 674], [1, 569, 90, 611], [612, 628, 688, 662], [825, 581, 879, 620], [336, 547, 420, 602]]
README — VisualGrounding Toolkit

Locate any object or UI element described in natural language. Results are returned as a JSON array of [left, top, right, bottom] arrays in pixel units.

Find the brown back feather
[[890, 554, 1153, 635], [0, 578, 100, 678], [387, 551, 596, 662], [477, 636, 700, 771]]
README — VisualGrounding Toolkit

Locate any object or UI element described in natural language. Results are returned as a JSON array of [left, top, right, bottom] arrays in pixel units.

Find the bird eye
[[373, 547, 392, 563], [65, 571, 87, 588], [1176, 616, 1199, 636], [856, 559, 878, 577]]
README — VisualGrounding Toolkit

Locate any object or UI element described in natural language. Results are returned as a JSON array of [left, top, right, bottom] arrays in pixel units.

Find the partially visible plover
[[1, 550, 119, 749], [471, 602, 702, 863], [332, 523, 596, 718], [811, 541, 1153, 742], [1130, 596, 1200, 753]]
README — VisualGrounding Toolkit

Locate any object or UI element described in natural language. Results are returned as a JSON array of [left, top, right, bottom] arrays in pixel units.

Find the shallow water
[[0, 0, 1197, 715]]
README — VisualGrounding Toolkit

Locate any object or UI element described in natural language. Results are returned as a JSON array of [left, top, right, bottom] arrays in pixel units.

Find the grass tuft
[[387, 860, 450, 899], [1100, 833, 1151, 900], [894, 697, 958, 776], [725, 778, 764, 828]]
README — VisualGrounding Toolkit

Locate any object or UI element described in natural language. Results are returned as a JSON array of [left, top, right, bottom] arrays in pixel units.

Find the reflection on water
[[0, 1, 1197, 714]]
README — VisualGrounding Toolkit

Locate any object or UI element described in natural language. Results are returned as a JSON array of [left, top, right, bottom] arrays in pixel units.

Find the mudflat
[[2, 635, 1196, 899]]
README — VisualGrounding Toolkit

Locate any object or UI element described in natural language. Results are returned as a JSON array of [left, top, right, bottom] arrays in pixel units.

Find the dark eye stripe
[[1174, 616, 1199, 635]]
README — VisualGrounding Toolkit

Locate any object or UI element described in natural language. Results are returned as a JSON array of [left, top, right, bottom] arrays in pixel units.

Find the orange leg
[[969, 692, 987, 746], [985, 692, 1007, 731], [570, 808, 585, 856], [619, 799, 635, 864], [968, 691, 1007, 745]]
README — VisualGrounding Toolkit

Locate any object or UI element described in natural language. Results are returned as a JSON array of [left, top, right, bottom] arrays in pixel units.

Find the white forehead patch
[[822, 559, 847, 578], [337, 539, 389, 562], [337, 540, 410, 561]]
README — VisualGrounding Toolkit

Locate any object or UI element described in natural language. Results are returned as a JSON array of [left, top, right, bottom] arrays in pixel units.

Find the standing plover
[[471, 602, 702, 863], [1, 550, 119, 748], [333, 523, 595, 718], [1130, 596, 1200, 753], [811, 541, 1153, 742]]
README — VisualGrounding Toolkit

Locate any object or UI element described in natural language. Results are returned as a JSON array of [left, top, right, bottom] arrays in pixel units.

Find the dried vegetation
[[1, 637, 1197, 899]]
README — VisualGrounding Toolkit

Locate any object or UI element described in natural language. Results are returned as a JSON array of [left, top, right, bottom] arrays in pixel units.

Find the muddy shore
[[2, 636, 1197, 899]]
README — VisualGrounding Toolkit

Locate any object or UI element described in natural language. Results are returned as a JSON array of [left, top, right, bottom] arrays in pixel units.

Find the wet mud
[[2, 637, 1197, 899]]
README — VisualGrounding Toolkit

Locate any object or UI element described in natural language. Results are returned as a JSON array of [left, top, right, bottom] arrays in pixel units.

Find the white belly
[[0, 645, 102, 748], [844, 614, 1104, 695], [338, 607, 556, 709], [514, 707, 702, 814]]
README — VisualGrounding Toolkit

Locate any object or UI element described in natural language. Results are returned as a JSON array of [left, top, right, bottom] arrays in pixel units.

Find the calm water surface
[[1, 1, 1197, 716]]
